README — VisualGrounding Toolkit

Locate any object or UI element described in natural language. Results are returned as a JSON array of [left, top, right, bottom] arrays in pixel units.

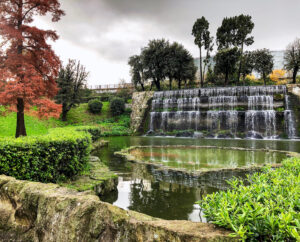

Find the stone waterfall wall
[[0, 175, 234, 242], [131, 91, 154, 134]]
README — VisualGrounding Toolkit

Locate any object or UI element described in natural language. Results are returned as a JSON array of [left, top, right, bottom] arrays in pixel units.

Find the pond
[[93, 136, 299, 222], [123, 146, 287, 170]]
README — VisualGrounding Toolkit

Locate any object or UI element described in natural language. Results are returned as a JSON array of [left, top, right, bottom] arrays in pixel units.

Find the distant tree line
[[129, 14, 300, 90], [193, 15, 300, 86]]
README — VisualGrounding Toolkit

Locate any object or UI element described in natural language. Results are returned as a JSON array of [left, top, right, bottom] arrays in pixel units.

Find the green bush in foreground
[[0, 128, 91, 183], [110, 97, 125, 116], [198, 158, 300, 241], [88, 99, 103, 114]]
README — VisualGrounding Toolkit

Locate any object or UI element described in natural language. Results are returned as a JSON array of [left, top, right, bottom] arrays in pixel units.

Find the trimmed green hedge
[[198, 158, 300, 241], [0, 128, 92, 183], [73, 126, 102, 142]]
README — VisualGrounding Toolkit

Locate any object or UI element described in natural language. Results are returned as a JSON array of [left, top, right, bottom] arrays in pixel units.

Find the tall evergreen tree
[[141, 39, 170, 91], [169, 42, 197, 89], [252, 49, 274, 85], [56, 59, 89, 121], [217, 15, 254, 83], [128, 55, 145, 91], [192, 17, 213, 87], [214, 48, 240, 86]]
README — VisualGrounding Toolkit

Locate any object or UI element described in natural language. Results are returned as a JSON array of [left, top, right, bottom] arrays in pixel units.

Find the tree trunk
[[292, 67, 298, 84], [155, 79, 161, 91], [225, 72, 229, 86], [140, 82, 145, 91], [178, 79, 182, 89], [169, 78, 172, 90], [237, 44, 244, 84], [16, 98, 27, 138], [150, 81, 154, 91], [263, 73, 266, 86], [61, 103, 68, 121], [199, 47, 203, 87]]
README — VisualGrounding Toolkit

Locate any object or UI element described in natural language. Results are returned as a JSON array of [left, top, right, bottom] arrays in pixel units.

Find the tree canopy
[[192, 17, 213, 87], [216, 15, 254, 83], [284, 38, 300, 84], [128, 55, 145, 91], [56, 59, 89, 121], [129, 39, 196, 90], [216, 14, 254, 50], [0, 0, 64, 137], [252, 49, 274, 85], [214, 47, 240, 86]]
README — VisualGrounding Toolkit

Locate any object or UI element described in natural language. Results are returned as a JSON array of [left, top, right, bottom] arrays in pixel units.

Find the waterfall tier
[[148, 85, 298, 139]]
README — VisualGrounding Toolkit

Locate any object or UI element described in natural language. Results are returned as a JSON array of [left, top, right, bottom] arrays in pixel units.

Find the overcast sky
[[37, 0, 300, 86]]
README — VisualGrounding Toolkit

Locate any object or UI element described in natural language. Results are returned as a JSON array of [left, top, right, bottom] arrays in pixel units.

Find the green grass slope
[[0, 102, 131, 137]]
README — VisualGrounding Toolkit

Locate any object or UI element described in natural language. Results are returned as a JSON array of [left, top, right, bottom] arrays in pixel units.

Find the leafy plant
[[198, 158, 300, 241], [110, 97, 125, 116], [88, 99, 103, 114]]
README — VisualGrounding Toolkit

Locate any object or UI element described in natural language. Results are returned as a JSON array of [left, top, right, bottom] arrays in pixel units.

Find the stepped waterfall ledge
[[145, 85, 300, 139]]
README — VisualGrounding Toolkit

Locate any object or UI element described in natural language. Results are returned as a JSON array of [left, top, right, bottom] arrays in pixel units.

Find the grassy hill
[[0, 102, 131, 137]]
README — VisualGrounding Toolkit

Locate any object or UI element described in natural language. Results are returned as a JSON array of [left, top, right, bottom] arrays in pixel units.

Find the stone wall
[[130, 91, 154, 134], [0, 175, 234, 242], [287, 84, 300, 97]]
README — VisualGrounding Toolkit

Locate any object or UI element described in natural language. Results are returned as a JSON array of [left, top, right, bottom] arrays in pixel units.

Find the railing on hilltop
[[89, 83, 133, 91]]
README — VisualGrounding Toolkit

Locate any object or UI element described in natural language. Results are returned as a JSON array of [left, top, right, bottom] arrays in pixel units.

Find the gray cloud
[[45, 0, 300, 62]]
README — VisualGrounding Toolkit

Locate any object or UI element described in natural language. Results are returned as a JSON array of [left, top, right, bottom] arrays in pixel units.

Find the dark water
[[94, 136, 299, 222]]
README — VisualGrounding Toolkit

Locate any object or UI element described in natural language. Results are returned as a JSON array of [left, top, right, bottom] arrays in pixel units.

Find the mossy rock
[[60, 157, 118, 196]]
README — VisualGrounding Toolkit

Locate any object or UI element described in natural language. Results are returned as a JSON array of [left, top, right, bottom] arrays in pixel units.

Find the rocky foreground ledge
[[0, 175, 235, 242]]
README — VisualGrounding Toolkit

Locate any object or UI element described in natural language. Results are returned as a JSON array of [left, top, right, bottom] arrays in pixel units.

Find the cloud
[[37, 0, 300, 84]]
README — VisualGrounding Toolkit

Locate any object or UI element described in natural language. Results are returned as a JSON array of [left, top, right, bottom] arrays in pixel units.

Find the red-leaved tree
[[0, 0, 65, 137]]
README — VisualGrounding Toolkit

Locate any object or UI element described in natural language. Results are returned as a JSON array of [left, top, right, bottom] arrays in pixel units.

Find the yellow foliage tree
[[270, 69, 286, 84]]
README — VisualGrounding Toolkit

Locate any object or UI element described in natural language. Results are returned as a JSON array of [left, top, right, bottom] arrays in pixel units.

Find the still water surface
[[127, 146, 286, 170], [94, 137, 299, 222]]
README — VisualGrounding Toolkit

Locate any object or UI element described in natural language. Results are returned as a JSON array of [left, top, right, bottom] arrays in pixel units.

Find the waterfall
[[284, 96, 297, 139], [149, 85, 297, 139]]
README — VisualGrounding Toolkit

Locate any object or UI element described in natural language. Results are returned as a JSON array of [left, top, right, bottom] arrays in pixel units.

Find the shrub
[[110, 97, 125, 116], [74, 126, 101, 142], [116, 88, 133, 103], [198, 158, 300, 241], [0, 128, 92, 183], [98, 93, 113, 102], [88, 99, 103, 114]]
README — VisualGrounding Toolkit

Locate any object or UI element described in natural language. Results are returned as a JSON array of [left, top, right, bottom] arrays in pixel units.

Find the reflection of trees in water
[[101, 189, 118, 204], [128, 180, 198, 220]]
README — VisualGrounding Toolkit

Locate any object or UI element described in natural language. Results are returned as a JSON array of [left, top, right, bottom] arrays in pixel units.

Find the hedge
[[0, 128, 92, 183], [72, 126, 102, 142], [198, 158, 300, 241]]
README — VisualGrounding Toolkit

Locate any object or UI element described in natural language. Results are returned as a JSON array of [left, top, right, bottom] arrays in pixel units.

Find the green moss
[[60, 160, 117, 196]]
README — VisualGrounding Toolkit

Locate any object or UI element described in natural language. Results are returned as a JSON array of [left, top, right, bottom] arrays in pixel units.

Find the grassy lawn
[[0, 102, 131, 137], [65, 102, 110, 125], [0, 112, 60, 137]]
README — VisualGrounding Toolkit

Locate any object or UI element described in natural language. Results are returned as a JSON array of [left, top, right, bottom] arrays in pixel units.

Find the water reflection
[[95, 136, 299, 222], [129, 147, 286, 170], [103, 176, 217, 222]]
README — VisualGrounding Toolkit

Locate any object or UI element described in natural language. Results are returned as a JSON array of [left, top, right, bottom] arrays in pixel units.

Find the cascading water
[[284, 95, 297, 139], [149, 85, 298, 139]]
